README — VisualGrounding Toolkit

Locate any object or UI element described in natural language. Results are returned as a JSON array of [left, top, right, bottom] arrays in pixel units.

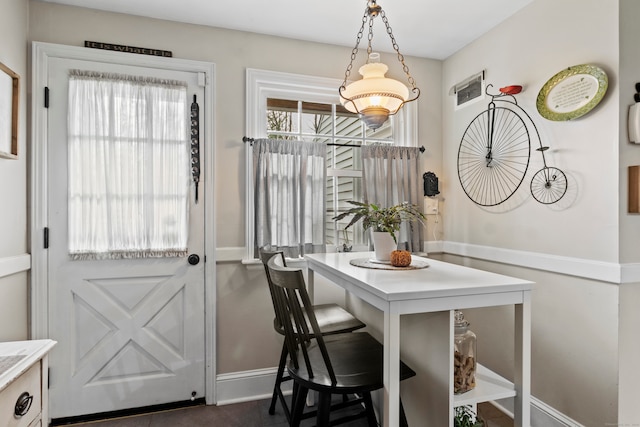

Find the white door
[[46, 57, 206, 419]]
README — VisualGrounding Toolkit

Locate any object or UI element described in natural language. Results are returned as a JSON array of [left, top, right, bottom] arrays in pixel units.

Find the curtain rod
[[243, 137, 424, 153]]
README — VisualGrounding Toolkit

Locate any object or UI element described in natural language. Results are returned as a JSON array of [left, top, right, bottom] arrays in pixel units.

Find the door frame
[[30, 42, 217, 405]]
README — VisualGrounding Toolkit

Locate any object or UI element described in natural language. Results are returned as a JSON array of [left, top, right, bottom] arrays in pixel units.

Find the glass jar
[[453, 310, 477, 394]]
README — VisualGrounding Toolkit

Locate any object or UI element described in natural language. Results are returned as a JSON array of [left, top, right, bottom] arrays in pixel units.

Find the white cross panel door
[[45, 55, 207, 419]]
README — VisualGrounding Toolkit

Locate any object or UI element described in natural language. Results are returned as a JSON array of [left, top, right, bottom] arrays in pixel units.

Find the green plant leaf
[[331, 200, 426, 241]]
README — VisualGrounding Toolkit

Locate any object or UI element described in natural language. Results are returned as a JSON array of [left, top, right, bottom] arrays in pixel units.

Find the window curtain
[[67, 70, 190, 260], [253, 138, 326, 258], [362, 144, 424, 252]]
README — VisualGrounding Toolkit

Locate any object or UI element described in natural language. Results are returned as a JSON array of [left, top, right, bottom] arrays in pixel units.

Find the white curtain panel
[[253, 138, 326, 258], [362, 144, 424, 252], [67, 70, 189, 260]]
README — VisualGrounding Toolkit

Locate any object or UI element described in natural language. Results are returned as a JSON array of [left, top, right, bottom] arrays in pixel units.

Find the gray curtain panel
[[253, 138, 327, 258], [362, 144, 424, 253]]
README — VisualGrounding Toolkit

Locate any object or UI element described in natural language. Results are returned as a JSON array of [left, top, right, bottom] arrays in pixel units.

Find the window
[[68, 71, 189, 259], [245, 69, 417, 260]]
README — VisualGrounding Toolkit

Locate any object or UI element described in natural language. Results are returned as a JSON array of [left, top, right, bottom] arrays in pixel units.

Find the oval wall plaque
[[536, 64, 608, 121]]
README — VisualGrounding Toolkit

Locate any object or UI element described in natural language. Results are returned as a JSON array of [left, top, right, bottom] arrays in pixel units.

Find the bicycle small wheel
[[530, 167, 567, 204], [458, 106, 531, 206]]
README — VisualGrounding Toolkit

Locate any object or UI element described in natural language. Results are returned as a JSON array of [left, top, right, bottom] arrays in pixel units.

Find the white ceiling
[[40, 0, 533, 60]]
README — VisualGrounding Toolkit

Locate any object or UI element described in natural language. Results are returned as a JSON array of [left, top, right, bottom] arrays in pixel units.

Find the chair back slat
[[266, 256, 338, 385], [285, 287, 315, 376], [258, 249, 287, 330]]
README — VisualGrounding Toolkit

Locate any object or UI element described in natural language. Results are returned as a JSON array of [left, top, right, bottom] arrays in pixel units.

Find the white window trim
[[244, 68, 418, 262]]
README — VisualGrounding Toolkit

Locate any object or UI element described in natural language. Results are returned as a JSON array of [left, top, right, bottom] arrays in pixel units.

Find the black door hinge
[[44, 227, 49, 249], [48, 367, 51, 388], [44, 87, 49, 108]]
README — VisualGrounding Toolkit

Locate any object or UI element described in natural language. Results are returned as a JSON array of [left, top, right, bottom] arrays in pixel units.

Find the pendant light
[[339, 0, 420, 130]]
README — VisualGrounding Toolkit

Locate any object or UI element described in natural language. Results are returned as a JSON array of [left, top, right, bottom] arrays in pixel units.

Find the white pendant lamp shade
[[340, 53, 411, 130], [339, 1, 420, 130]]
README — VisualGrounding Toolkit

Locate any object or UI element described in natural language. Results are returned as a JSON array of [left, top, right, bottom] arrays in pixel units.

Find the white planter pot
[[372, 231, 397, 262]]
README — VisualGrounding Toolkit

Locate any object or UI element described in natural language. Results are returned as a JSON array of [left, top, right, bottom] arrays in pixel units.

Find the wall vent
[[451, 71, 485, 110]]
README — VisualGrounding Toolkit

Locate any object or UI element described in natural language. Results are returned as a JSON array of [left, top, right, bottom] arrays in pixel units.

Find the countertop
[[0, 339, 56, 393]]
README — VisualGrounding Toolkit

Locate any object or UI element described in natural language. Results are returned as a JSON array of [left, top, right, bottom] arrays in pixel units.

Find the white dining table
[[305, 252, 533, 427]]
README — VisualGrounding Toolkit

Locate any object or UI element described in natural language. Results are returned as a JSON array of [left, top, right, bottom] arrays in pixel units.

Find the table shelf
[[453, 363, 516, 407]]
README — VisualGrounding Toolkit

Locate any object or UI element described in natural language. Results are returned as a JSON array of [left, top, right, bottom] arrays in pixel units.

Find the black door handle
[[188, 254, 200, 265]]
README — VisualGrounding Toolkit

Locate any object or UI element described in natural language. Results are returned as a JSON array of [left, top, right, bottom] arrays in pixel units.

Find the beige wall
[[443, 0, 625, 425], [0, 0, 29, 341], [444, 255, 619, 426], [618, 282, 640, 424], [27, 0, 443, 373], [619, 0, 640, 263], [29, 1, 442, 250], [618, 1, 640, 419], [21, 0, 640, 425], [443, 0, 619, 262]]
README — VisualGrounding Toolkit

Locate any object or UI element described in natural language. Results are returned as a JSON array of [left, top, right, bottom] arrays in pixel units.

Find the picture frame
[[0, 61, 19, 159]]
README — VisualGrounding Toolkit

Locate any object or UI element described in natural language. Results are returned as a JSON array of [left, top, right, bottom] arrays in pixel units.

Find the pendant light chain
[[380, 10, 417, 91], [341, 8, 369, 89], [366, 14, 375, 57], [341, 2, 417, 92], [338, 0, 420, 130]]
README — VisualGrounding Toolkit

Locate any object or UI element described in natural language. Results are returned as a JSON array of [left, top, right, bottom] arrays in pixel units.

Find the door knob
[[188, 254, 200, 265]]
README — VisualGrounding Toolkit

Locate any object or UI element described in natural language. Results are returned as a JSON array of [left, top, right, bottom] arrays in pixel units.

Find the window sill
[[240, 246, 371, 267]]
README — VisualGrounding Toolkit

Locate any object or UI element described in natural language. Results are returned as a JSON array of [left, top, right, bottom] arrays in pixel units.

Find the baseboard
[[217, 369, 582, 426], [531, 396, 585, 427], [215, 368, 291, 406], [51, 398, 205, 426], [492, 396, 585, 427]]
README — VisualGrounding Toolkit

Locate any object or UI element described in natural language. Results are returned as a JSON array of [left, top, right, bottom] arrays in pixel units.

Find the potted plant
[[454, 405, 485, 427], [332, 201, 425, 262]]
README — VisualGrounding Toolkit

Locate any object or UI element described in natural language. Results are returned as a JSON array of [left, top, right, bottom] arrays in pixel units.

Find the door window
[[67, 71, 190, 259]]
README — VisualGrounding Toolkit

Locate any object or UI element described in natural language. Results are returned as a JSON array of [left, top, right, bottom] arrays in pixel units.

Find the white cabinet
[[0, 340, 56, 427]]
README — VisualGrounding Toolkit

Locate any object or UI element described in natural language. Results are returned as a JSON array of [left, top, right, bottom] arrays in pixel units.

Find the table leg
[[514, 291, 531, 427], [383, 307, 401, 427], [306, 267, 315, 407], [307, 267, 315, 304]]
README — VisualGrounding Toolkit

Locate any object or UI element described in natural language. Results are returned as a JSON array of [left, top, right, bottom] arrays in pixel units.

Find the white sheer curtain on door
[[362, 144, 424, 252], [253, 138, 326, 258], [67, 70, 190, 260]]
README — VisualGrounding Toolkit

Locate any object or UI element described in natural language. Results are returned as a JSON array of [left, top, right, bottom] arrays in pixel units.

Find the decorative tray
[[350, 257, 429, 270]]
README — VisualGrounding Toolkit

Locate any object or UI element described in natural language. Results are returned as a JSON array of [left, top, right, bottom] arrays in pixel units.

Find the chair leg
[[361, 392, 378, 427], [316, 392, 332, 427], [269, 343, 289, 415], [290, 385, 309, 427]]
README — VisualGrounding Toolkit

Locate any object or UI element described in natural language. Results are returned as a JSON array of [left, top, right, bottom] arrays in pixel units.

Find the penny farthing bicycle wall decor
[[457, 84, 568, 206]]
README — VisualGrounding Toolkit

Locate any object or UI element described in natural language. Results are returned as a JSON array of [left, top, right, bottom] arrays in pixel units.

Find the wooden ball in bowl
[[390, 250, 412, 267]]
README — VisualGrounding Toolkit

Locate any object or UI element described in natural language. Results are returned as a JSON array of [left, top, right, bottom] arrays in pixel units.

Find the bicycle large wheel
[[457, 106, 531, 206]]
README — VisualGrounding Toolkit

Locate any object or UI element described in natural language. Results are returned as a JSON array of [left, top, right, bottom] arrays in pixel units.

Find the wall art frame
[[0, 61, 19, 159]]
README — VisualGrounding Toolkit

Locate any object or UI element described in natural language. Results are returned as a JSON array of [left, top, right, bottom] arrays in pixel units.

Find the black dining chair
[[258, 248, 366, 423], [265, 254, 416, 427]]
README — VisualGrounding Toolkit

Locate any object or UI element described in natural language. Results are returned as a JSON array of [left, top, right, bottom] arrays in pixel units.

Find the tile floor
[[60, 398, 513, 427]]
